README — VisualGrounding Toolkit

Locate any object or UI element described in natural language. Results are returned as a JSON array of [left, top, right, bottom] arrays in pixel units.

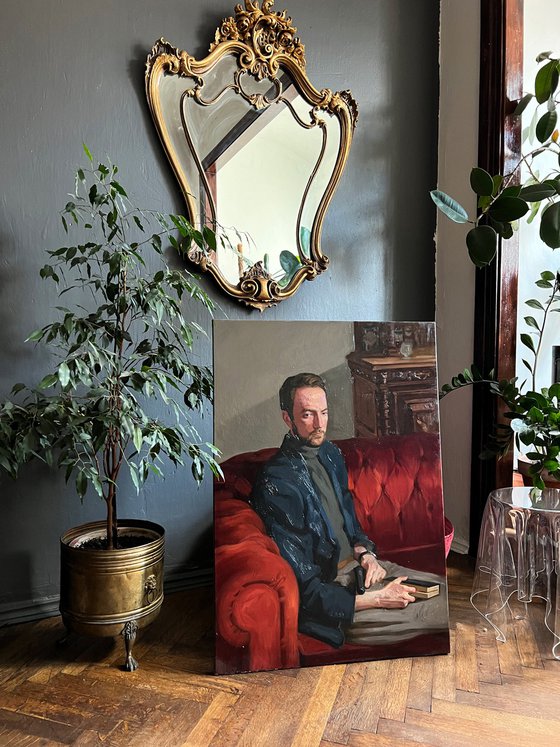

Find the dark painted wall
[[0, 0, 439, 619]]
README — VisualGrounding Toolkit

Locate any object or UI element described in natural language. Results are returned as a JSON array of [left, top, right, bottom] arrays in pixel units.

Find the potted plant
[[440, 270, 560, 493], [431, 52, 560, 268], [0, 146, 221, 669], [431, 52, 560, 492]]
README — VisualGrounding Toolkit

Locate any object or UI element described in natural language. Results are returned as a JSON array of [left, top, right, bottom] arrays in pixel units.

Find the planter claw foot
[[121, 620, 139, 671]]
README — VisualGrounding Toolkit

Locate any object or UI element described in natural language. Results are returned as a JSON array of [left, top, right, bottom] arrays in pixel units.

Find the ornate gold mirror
[[145, 0, 357, 310]]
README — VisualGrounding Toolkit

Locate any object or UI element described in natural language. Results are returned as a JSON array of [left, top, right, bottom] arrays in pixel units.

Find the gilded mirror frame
[[145, 0, 358, 310]]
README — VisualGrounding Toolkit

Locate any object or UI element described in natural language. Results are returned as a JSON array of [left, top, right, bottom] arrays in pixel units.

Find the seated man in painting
[[250, 372, 447, 648]]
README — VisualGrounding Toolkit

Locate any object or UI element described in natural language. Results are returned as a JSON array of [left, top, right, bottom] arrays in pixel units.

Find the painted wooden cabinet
[[346, 322, 439, 440]]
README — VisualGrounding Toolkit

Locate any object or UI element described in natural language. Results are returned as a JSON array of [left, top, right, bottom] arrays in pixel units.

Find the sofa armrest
[[215, 540, 300, 672]]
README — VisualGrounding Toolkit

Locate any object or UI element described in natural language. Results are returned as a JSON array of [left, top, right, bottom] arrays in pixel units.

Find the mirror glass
[[146, 1, 356, 309]]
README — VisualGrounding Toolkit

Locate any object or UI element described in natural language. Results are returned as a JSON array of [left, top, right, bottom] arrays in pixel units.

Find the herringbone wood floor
[[1, 553, 560, 746]]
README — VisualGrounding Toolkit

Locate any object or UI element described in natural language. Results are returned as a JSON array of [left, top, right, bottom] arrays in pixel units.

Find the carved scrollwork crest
[[212, 0, 306, 80]]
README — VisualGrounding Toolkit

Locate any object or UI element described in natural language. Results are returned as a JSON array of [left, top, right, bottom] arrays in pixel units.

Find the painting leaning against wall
[[213, 320, 450, 674]]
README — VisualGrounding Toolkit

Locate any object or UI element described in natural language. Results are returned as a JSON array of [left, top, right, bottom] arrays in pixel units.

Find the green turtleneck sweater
[[299, 443, 353, 562]]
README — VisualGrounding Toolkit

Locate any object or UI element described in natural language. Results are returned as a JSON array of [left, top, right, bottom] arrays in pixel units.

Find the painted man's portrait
[[213, 321, 450, 674]]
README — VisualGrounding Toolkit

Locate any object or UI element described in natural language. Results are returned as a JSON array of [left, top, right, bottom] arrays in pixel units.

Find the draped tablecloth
[[471, 487, 560, 659]]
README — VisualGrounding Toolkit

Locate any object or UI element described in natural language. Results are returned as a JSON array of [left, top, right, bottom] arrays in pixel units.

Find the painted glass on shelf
[[213, 321, 451, 674]]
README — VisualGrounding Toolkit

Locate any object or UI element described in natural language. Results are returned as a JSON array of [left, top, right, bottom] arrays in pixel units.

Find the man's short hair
[[279, 373, 327, 418]]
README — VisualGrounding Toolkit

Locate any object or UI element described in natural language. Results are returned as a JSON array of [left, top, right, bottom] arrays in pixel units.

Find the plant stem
[[532, 276, 560, 391]]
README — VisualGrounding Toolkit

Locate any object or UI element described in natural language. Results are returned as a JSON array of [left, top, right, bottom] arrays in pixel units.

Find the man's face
[[282, 386, 328, 446]]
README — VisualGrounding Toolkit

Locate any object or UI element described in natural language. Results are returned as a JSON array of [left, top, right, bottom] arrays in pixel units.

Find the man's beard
[[291, 423, 326, 447]]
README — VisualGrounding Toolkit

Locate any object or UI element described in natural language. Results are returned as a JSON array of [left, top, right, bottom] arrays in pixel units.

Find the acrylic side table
[[471, 487, 560, 659]]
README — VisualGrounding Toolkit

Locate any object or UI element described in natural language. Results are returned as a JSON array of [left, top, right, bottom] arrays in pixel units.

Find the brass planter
[[60, 519, 165, 670]]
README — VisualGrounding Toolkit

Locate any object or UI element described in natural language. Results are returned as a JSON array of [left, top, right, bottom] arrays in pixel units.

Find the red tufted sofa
[[214, 432, 453, 674]]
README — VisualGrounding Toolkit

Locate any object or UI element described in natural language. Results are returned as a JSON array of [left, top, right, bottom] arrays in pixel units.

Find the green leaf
[[300, 226, 311, 258], [525, 298, 545, 310], [501, 185, 522, 199], [545, 177, 560, 196], [470, 167, 494, 197], [524, 316, 540, 331], [25, 328, 44, 342], [429, 191, 469, 223], [202, 225, 217, 252], [130, 463, 140, 492], [466, 225, 498, 267], [550, 382, 560, 399], [519, 183, 557, 202], [58, 362, 70, 387], [528, 406, 544, 423], [487, 196, 529, 222], [541, 270, 556, 281], [38, 373, 58, 389], [110, 180, 127, 197], [540, 202, 560, 248], [535, 59, 559, 104], [82, 143, 93, 162], [520, 333, 536, 352], [279, 250, 301, 276], [76, 470, 87, 498], [133, 426, 143, 453], [514, 93, 534, 116], [488, 217, 513, 240], [520, 430, 536, 446], [536, 110, 558, 143]]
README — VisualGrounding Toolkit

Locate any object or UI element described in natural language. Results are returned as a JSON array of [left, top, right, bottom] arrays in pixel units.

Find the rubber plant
[[0, 145, 221, 548], [431, 53, 560, 490], [431, 52, 560, 268]]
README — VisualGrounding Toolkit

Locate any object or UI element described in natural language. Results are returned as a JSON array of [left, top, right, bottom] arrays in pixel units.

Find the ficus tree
[[0, 146, 221, 548]]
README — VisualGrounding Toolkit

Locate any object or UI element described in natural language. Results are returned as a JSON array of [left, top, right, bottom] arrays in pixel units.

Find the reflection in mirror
[[146, 0, 357, 310]]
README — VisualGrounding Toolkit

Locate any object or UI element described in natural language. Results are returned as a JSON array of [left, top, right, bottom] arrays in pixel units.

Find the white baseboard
[[0, 565, 213, 627], [450, 534, 470, 555]]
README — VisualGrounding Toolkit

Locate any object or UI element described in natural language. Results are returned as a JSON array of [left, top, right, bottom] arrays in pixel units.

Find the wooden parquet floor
[[1, 552, 560, 746]]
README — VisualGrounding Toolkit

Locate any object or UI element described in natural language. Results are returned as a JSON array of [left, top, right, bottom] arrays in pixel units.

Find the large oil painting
[[213, 321, 450, 674]]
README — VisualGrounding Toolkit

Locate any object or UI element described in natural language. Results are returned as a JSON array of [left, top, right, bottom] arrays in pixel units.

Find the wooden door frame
[[469, 0, 523, 552]]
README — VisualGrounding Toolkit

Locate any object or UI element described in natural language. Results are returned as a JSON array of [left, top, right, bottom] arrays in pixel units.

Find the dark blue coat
[[250, 435, 376, 647]]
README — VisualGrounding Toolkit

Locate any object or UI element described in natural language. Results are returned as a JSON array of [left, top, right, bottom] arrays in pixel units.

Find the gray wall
[[0, 0, 440, 620]]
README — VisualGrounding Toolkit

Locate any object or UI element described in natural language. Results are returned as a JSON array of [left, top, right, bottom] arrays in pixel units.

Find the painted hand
[[360, 554, 386, 587], [354, 576, 416, 611]]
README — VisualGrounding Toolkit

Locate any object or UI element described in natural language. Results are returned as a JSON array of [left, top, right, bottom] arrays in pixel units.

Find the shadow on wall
[[0, 240, 43, 393], [386, 3, 439, 321], [1, 462, 75, 607], [323, 2, 438, 322]]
